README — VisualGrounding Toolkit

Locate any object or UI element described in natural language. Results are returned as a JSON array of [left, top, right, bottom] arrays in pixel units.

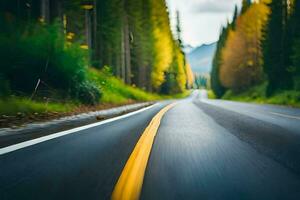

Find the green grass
[[87, 68, 161, 104], [169, 90, 192, 99], [207, 90, 217, 99], [222, 82, 300, 107], [0, 67, 190, 116], [0, 98, 74, 116], [87, 67, 191, 104]]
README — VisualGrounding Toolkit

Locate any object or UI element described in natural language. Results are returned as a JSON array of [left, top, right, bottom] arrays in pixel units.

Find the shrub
[[0, 23, 101, 105], [72, 81, 102, 105]]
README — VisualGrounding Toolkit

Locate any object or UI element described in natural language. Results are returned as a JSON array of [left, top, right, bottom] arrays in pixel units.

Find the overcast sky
[[166, 0, 242, 47]]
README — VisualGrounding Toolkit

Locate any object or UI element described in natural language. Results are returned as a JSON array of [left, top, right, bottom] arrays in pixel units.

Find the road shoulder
[[0, 102, 154, 148]]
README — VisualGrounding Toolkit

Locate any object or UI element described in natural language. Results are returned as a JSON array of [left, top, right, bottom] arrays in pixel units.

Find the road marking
[[0, 104, 158, 156], [269, 112, 300, 120], [111, 102, 177, 200]]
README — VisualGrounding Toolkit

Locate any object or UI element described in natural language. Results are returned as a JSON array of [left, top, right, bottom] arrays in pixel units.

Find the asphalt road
[[1, 90, 300, 200]]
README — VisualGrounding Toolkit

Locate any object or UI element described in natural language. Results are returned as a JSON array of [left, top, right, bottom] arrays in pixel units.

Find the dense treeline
[[211, 26, 228, 98], [211, 0, 300, 100], [0, 0, 193, 105]]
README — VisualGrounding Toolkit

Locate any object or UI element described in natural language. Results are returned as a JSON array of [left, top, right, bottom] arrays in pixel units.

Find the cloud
[[191, 0, 240, 13], [166, 0, 242, 46]]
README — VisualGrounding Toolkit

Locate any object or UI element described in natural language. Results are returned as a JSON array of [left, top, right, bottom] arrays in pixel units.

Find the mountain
[[186, 42, 217, 75]]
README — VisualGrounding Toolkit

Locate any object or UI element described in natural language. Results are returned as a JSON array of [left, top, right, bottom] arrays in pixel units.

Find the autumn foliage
[[220, 2, 269, 92]]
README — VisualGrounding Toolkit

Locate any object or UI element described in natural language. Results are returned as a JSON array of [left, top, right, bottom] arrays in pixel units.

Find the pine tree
[[241, 0, 252, 14], [291, 0, 300, 89], [128, 0, 160, 89], [97, 0, 123, 77], [263, 0, 292, 96], [231, 5, 239, 30], [176, 10, 183, 48]]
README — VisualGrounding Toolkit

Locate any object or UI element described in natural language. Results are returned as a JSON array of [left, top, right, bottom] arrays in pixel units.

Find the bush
[[0, 23, 101, 105], [72, 81, 102, 105], [207, 90, 216, 99]]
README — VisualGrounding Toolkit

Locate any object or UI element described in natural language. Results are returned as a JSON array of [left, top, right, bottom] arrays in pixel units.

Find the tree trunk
[[41, 0, 50, 23], [85, 9, 92, 48], [121, 25, 126, 81], [50, 0, 63, 23], [92, 0, 99, 66], [124, 14, 131, 85], [122, 0, 131, 85]]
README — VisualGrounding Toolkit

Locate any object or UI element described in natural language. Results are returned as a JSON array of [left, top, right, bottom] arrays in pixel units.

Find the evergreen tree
[[241, 0, 252, 14], [231, 5, 239, 30], [291, 0, 300, 89], [127, 0, 153, 89], [0, 0, 190, 95], [263, 0, 292, 96], [97, 0, 123, 77], [176, 10, 183, 48], [211, 27, 229, 98]]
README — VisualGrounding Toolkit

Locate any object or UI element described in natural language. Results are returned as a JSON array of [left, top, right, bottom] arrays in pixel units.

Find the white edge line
[[0, 103, 158, 156], [269, 112, 300, 120]]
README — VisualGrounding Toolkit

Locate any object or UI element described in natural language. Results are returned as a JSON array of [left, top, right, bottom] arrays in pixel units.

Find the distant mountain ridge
[[186, 42, 217, 75]]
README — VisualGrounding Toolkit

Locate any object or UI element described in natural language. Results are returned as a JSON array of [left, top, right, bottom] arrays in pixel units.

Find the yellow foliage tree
[[220, 2, 269, 92], [150, 0, 173, 90], [175, 49, 187, 92], [185, 63, 194, 88]]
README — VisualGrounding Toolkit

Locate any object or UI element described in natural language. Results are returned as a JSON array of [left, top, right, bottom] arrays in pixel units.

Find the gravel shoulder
[[0, 102, 154, 148]]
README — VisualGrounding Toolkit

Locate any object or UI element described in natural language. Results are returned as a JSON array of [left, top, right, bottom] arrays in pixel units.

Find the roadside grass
[[0, 98, 74, 116], [207, 90, 217, 99], [169, 90, 192, 99], [222, 82, 300, 107], [0, 67, 191, 117], [87, 68, 160, 104], [88, 67, 191, 104]]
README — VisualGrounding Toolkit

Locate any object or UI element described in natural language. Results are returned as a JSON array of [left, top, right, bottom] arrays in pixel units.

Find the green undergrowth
[[207, 90, 217, 99], [88, 68, 161, 104], [0, 67, 190, 116], [88, 67, 191, 104], [222, 82, 300, 107], [0, 98, 74, 116]]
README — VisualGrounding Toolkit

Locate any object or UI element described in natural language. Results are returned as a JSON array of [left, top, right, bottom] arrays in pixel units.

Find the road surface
[[1, 90, 300, 200]]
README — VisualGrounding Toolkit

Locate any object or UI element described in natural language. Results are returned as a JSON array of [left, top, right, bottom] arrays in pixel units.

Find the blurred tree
[[150, 0, 173, 91], [176, 10, 183, 49], [211, 26, 229, 98], [185, 63, 194, 89], [220, 3, 269, 92], [263, 0, 293, 96], [231, 5, 239, 30], [290, 0, 300, 89], [97, 0, 123, 77], [241, 0, 252, 14], [0, 0, 190, 95]]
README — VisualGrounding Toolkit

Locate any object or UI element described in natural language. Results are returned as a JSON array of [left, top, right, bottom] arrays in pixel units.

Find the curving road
[[1, 90, 300, 200]]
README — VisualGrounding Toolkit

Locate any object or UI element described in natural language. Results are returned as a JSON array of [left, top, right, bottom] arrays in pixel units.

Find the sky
[[166, 0, 242, 47]]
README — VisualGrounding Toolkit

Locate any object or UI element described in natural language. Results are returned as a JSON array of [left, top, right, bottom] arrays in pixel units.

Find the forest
[[0, 0, 193, 115], [211, 0, 300, 106]]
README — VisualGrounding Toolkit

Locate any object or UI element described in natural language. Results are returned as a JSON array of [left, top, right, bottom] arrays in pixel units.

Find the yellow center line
[[111, 102, 177, 200]]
